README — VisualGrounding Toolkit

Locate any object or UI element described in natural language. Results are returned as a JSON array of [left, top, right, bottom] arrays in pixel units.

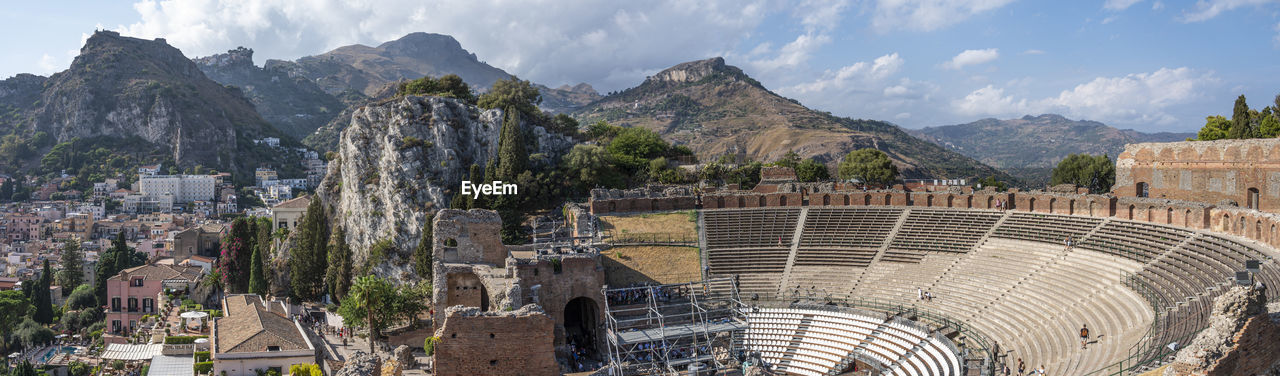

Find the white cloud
[[942, 48, 999, 70], [1152, 1, 1166, 10], [1104, 0, 1143, 11], [870, 0, 1018, 32], [36, 54, 60, 74], [1022, 49, 1046, 55], [951, 67, 1218, 125], [748, 33, 833, 72], [1101, 15, 1119, 24], [1179, 0, 1275, 23], [786, 53, 904, 94], [116, 0, 771, 91]]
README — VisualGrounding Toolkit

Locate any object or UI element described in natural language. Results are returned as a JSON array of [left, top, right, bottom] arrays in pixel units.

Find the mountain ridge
[[910, 113, 1194, 185], [572, 57, 1014, 181]]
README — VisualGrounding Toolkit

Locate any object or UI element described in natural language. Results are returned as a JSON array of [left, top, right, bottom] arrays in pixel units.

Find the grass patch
[[600, 212, 697, 239], [602, 246, 701, 286]]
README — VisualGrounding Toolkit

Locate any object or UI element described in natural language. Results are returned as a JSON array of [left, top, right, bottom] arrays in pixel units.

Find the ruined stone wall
[[1203, 314, 1280, 376], [1115, 139, 1280, 213], [433, 209, 506, 266], [433, 305, 558, 376], [511, 254, 607, 350], [431, 209, 521, 325]]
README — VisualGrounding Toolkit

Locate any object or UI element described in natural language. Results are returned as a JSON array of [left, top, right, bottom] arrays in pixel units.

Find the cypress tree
[[1230, 95, 1254, 139], [248, 246, 267, 296], [33, 260, 54, 324], [290, 197, 329, 301], [413, 212, 434, 279], [495, 106, 528, 182], [325, 228, 352, 303]]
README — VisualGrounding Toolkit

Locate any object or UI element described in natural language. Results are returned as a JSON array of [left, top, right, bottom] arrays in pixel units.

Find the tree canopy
[[1195, 93, 1280, 140], [1049, 154, 1115, 194], [397, 74, 475, 104], [837, 149, 898, 185], [477, 76, 542, 118], [58, 240, 85, 294]]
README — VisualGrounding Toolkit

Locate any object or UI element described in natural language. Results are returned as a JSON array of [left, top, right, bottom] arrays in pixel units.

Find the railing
[[605, 231, 697, 246], [767, 292, 996, 376], [1082, 271, 1209, 375]]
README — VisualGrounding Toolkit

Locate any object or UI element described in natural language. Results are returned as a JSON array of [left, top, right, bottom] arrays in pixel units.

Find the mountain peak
[[192, 47, 255, 70], [378, 32, 468, 59], [650, 57, 739, 84]]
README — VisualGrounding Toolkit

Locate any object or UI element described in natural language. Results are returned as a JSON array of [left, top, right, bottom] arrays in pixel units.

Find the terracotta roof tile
[[215, 295, 311, 354]]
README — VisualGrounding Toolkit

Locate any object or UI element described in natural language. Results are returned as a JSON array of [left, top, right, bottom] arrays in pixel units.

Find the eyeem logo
[[461, 180, 518, 199]]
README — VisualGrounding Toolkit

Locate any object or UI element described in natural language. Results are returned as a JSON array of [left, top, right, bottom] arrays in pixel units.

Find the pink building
[[104, 264, 203, 341], [6, 214, 41, 242]]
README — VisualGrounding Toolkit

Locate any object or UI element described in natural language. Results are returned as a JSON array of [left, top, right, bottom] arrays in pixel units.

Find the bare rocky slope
[[193, 47, 348, 140], [1, 30, 291, 180], [573, 57, 1013, 181], [269, 32, 599, 153], [316, 96, 573, 280]]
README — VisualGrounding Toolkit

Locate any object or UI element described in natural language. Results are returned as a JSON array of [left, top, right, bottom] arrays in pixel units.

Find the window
[[267, 346, 281, 352], [111, 297, 121, 312], [132, 278, 144, 287]]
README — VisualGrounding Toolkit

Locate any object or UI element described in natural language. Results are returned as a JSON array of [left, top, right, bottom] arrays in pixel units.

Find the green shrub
[[194, 351, 210, 362], [289, 364, 323, 376], [424, 335, 440, 352], [193, 361, 213, 374], [164, 335, 207, 345]]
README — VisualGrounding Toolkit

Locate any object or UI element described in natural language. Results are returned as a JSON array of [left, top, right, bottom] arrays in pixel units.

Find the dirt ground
[[601, 245, 701, 287], [599, 211, 698, 238]]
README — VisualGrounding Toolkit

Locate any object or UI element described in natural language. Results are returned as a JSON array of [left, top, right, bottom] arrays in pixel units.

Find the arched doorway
[[1185, 210, 1192, 227], [1089, 201, 1097, 216], [1128, 205, 1136, 219], [884, 194, 892, 205], [823, 195, 831, 206], [1049, 198, 1057, 214], [1248, 187, 1260, 210], [758, 196, 767, 207], [1029, 198, 1036, 212], [1068, 200, 1076, 215], [862, 194, 870, 205], [780, 195, 788, 206], [926, 195, 934, 207], [987, 197, 994, 209], [1136, 182, 1149, 198], [564, 297, 599, 356], [738, 197, 745, 208]]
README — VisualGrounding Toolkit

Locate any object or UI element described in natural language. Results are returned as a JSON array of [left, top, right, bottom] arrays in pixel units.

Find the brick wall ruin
[[433, 305, 559, 376], [1115, 138, 1280, 213], [429, 209, 608, 365]]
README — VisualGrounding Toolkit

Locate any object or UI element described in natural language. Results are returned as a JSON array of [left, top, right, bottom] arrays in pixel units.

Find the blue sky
[[2, 0, 1279, 132]]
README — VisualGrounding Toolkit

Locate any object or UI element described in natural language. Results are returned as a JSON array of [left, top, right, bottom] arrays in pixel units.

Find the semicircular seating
[[745, 307, 962, 376], [705, 207, 1280, 375]]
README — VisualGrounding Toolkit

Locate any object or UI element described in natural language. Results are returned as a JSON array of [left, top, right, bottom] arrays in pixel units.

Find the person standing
[[1080, 324, 1090, 349], [1017, 358, 1025, 375]]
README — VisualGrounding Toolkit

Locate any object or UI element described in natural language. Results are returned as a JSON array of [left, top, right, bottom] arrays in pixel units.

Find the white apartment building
[[139, 175, 216, 203]]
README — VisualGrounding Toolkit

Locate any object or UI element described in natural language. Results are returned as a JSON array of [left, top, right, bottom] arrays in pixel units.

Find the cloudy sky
[[3, 0, 1279, 132]]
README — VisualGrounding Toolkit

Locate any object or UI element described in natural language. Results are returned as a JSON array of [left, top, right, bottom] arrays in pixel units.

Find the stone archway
[[564, 297, 599, 357], [1029, 198, 1037, 212], [1049, 198, 1057, 214], [1248, 187, 1261, 210], [446, 272, 489, 312], [884, 194, 892, 205]]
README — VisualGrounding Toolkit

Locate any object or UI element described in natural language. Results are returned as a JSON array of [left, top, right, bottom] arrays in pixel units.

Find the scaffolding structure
[[603, 277, 748, 375]]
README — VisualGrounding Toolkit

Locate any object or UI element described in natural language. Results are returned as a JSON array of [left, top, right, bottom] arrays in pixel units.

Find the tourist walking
[[1080, 324, 1089, 349]]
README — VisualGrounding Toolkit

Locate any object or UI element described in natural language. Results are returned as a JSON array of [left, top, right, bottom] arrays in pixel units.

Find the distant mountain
[[0, 30, 291, 182], [572, 57, 1013, 180], [538, 83, 603, 114], [910, 114, 1194, 185], [261, 32, 600, 152], [193, 47, 347, 140]]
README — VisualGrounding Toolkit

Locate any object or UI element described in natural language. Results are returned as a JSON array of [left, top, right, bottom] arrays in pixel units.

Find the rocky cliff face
[[3, 30, 288, 177], [318, 96, 572, 279], [194, 47, 346, 139]]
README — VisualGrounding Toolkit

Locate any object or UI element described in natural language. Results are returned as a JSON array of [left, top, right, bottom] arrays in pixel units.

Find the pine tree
[[325, 228, 353, 303], [58, 240, 85, 293], [291, 197, 329, 301], [413, 212, 434, 279], [1230, 95, 1254, 139], [248, 245, 267, 296], [32, 260, 54, 324]]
